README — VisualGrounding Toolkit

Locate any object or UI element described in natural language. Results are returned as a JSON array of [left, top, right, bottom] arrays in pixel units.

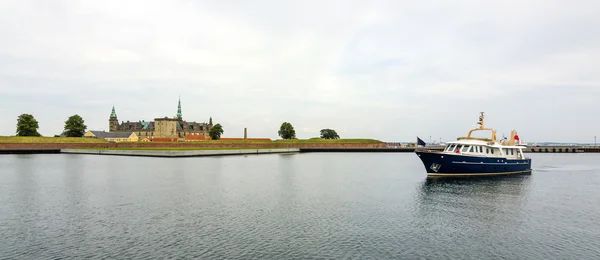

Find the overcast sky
[[1, 0, 599, 143]]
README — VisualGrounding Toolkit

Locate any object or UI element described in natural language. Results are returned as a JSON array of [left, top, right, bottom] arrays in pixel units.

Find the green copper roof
[[110, 106, 117, 118], [176, 96, 182, 118]]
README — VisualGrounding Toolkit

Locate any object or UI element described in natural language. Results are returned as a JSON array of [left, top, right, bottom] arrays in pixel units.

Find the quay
[[59, 148, 299, 157], [0, 148, 61, 154]]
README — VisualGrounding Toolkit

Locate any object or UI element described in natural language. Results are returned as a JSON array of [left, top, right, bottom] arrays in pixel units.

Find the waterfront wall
[[1, 143, 599, 153], [527, 147, 600, 153], [61, 148, 299, 157], [0, 142, 388, 150]]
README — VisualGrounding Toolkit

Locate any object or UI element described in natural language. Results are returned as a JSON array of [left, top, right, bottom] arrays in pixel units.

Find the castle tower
[[109, 106, 119, 132], [176, 96, 182, 121]]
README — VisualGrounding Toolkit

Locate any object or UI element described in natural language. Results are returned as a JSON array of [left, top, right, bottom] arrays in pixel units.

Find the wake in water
[[534, 164, 600, 172]]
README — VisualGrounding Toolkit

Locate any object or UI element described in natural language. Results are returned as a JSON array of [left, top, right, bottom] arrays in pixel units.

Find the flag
[[514, 132, 521, 145], [417, 137, 426, 147]]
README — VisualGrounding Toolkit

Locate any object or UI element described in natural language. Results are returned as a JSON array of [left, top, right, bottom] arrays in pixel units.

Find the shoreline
[[1, 145, 599, 155], [60, 148, 300, 158]]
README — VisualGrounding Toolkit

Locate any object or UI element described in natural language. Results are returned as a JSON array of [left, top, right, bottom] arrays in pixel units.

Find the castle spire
[[176, 96, 182, 119], [110, 106, 117, 118]]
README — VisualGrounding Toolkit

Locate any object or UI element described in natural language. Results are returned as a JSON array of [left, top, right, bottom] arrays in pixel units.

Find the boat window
[[462, 145, 471, 152], [511, 149, 514, 155], [491, 148, 494, 154], [486, 148, 489, 154], [449, 145, 455, 152], [518, 149, 523, 159]]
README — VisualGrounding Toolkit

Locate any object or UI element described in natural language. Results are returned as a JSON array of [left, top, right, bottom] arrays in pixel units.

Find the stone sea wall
[[0, 142, 389, 150]]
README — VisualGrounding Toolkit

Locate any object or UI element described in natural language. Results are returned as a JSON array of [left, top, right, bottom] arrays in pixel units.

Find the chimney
[[244, 128, 247, 140]]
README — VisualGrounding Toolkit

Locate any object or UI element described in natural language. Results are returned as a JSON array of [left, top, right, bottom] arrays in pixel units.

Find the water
[[1, 153, 599, 259]]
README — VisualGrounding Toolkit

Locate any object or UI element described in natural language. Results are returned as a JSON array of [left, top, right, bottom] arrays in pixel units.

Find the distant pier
[[527, 146, 600, 153]]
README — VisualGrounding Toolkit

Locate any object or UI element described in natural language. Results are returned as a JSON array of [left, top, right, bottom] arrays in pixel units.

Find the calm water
[[1, 153, 599, 259]]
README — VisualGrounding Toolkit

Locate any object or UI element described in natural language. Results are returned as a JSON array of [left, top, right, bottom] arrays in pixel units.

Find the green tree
[[16, 114, 41, 136], [209, 123, 224, 140], [64, 114, 87, 137], [320, 129, 340, 139], [278, 122, 296, 139]]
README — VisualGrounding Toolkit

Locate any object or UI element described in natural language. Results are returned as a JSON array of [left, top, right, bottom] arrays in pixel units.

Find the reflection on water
[[1, 153, 599, 259]]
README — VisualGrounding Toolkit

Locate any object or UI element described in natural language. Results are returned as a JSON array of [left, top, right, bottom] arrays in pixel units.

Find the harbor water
[[1, 153, 599, 259]]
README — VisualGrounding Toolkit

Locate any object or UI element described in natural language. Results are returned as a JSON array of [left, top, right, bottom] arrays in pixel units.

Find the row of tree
[[16, 113, 227, 140], [17, 114, 87, 137], [277, 122, 340, 140], [15, 114, 336, 140]]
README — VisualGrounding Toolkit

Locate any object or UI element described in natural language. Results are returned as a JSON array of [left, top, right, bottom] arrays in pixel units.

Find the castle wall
[[155, 118, 179, 138]]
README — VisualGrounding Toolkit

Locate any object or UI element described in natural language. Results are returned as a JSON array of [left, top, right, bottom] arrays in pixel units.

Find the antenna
[[477, 112, 485, 128]]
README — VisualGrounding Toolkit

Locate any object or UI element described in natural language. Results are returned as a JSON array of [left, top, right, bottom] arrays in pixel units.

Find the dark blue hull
[[415, 150, 532, 177]]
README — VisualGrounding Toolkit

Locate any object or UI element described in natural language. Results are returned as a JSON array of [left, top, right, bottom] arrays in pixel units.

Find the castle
[[109, 98, 213, 139]]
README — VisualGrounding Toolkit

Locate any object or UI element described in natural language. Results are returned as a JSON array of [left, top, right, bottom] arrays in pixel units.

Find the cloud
[[0, 0, 599, 142]]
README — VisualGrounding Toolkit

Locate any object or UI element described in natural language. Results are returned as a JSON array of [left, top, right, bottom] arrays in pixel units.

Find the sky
[[1, 0, 599, 143]]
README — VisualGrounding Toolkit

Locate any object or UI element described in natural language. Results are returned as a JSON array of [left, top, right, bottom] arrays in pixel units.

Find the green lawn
[[108, 138, 382, 145], [272, 138, 382, 144], [0, 136, 107, 143], [0, 136, 381, 144], [77, 147, 263, 151]]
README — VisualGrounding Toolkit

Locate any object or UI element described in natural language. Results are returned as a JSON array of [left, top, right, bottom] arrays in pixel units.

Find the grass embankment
[[0, 136, 107, 143], [78, 147, 261, 151], [273, 138, 381, 144], [0, 136, 381, 144], [0, 136, 381, 148], [76, 139, 382, 151]]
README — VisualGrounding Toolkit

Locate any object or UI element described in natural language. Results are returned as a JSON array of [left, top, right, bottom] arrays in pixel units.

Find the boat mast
[[465, 112, 497, 142], [477, 112, 485, 129]]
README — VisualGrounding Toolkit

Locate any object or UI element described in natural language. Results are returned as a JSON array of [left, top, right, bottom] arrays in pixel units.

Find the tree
[[209, 123, 224, 140], [278, 122, 296, 139], [16, 114, 41, 136], [320, 129, 340, 139], [64, 114, 87, 137]]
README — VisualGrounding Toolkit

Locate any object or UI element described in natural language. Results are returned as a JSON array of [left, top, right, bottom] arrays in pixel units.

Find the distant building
[[109, 97, 213, 139], [84, 130, 138, 142], [185, 133, 209, 141]]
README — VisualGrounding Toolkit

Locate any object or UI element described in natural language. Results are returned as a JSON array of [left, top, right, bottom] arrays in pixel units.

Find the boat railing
[[456, 137, 493, 142]]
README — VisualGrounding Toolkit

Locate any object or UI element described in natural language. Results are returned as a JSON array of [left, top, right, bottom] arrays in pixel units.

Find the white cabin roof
[[446, 139, 526, 149]]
